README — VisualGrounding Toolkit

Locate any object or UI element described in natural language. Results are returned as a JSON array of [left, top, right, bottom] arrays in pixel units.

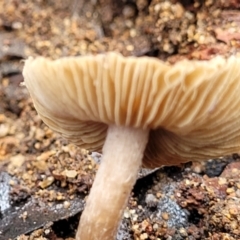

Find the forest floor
[[1, 0, 240, 239]]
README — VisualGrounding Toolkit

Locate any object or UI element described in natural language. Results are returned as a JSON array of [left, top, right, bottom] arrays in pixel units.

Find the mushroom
[[23, 52, 240, 239]]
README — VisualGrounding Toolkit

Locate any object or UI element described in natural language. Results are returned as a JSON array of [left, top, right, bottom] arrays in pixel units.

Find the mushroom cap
[[23, 52, 240, 168]]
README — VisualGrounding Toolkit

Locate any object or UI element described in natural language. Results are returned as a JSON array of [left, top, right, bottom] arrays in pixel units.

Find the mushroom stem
[[76, 125, 149, 240]]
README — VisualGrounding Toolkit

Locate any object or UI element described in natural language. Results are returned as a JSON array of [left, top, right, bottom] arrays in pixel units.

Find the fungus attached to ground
[[23, 52, 240, 240]]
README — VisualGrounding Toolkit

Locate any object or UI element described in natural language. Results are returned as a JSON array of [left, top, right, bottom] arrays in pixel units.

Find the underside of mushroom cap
[[23, 52, 240, 167]]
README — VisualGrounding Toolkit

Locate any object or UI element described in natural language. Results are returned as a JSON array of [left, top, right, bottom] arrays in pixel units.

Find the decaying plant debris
[[1, 0, 240, 239]]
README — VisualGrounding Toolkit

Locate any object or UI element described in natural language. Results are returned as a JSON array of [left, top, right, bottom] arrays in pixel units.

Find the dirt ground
[[1, 0, 240, 239]]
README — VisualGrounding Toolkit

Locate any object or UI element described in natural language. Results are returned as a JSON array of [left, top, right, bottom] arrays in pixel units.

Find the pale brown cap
[[23, 52, 240, 167]]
